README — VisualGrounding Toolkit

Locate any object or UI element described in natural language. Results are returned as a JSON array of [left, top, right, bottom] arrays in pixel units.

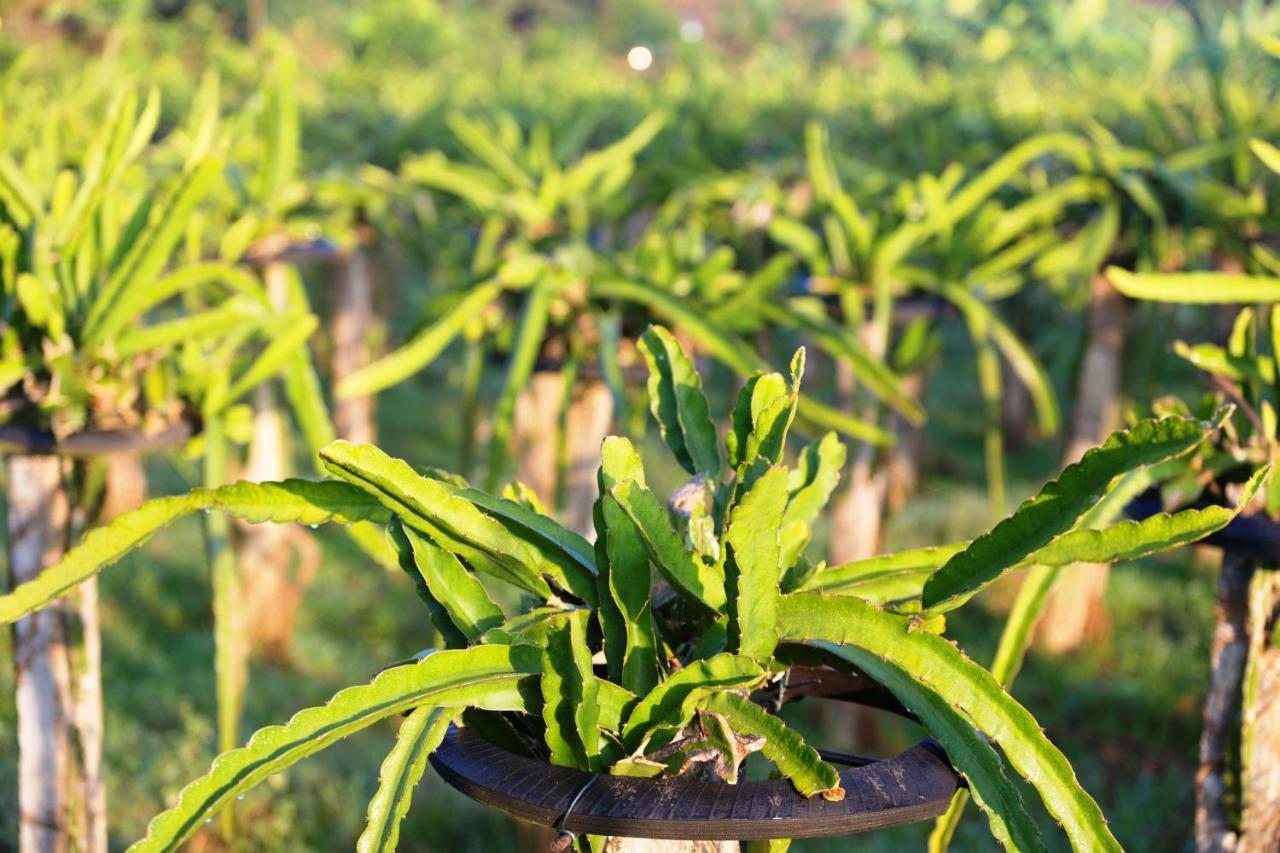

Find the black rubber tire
[[429, 723, 960, 840], [0, 421, 192, 457]]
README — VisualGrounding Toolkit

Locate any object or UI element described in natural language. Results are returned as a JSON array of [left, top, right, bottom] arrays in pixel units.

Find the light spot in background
[[679, 19, 704, 43], [979, 26, 1013, 62], [879, 17, 905, 45], [627, 45, 653, 71], [1148, 18, 1180, 76]]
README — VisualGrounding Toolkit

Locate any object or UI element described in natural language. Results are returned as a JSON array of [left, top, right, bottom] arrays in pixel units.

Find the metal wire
[[549, 773, 601, 852]]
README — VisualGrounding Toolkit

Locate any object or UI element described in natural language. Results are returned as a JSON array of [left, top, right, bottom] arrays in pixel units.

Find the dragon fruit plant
[[0, 325, 1262, 851]]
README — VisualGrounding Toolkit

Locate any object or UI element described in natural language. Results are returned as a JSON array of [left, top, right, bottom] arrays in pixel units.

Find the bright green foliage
[[756, 122, 1091, 517], [779, 594, 1120, 852], [319, 440, 556, 598], [802, 543, 967, 594], [130, 645, 541, 852], [541, 610, 602, 769], [339, 111, 678, 486], [727, 353, 804, 469], [1109, 267, 1280, 303], [402, 111, 666, 239], [610, 478, 728, 612], [702, 693, 842, 799], [760, 302, 924, 425], [780, 432, 846, 569], [486, 275, 553, 489], [0, 479, 387, 624], [1107, 287, 1280, 524], [922, 411, 1227, 612], [639, 325, 721, 476], [931, 415, 1267, 846], [1029, 464, 1267, 567], [620, 653, 765, 753], [0, 79, 341, 781], [592, 277, 891, 445], [784, 433, 846, 529], [0, 90, 321, 439], [813, 642, 1045, 852], [333, 112, 890, 496], [344, 111, 915, 501], [456, 484, 597, 578], [12, 5, 1280, 849], [596, 437, 661, 694], [357, 707, 457, 853], [2, 325, 1253, 850], [725, 465, 789, 661], [399, 525, 505, 642], [840, 463, 1266, 614]]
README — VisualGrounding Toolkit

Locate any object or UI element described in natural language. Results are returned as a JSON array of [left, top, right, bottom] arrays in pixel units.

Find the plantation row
[[2, 2, 1280, 851]]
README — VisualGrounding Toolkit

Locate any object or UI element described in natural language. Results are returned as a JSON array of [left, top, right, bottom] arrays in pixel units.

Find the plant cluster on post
[[143, 63, 361, 831], [313, 165, 408, 448], [213, 44, 333, 682], [338, 113, 886, 539], [1102, 258, 1280, 852], [760, 124, 1093, 563], [338, 111, 670, 531], [211, 35, 405, 685], [0, 86, 328, 851], [924, 404, 1267, 851], [0, 325, 1260, 850], [1032, 121, 1269, 653], [927, 126, 1280, 843], [217, 36, 399, 449], [926, 91, 1280, 830]]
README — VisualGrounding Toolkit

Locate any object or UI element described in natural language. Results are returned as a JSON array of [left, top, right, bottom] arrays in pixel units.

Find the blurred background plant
[[0, 81, 329, 849]]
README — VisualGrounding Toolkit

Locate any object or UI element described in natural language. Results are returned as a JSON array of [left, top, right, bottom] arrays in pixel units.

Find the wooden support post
[[8, 453, 79, 853], [514, 372, 564, 509], [1038, 274, 1127, 652], [1240, 565, 1280, 852], [332, 239, 377, 445], [830, 357, 885, 565], [1197, 552, 1251, 853], [239, 260, 318, 661], [73, 573, 106, 853], [514, 372, 613, 541], [601, 840, 738, 852], [885, 372, 925, 514], [70, 449, 146, 853], [562, 381, 614, 540]]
